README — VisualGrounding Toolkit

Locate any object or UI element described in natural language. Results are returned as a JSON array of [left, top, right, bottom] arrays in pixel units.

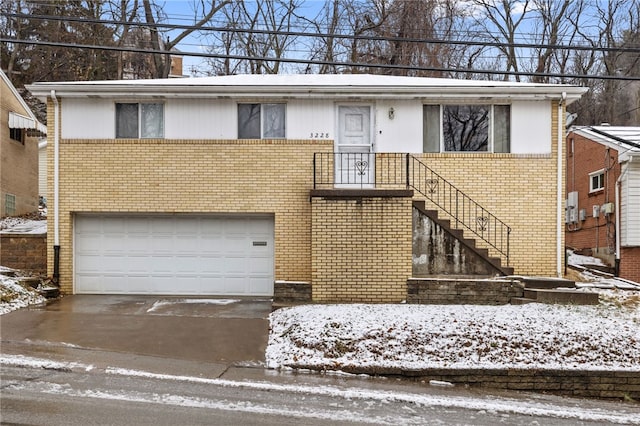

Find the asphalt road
[[2, 356, 640, 425]]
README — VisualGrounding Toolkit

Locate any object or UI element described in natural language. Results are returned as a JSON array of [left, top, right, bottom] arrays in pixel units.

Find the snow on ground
[[0, 267, 46, 315], [0, 215, 48, 314], [266, 295, 640, 372], [267, 251, 640, 372]]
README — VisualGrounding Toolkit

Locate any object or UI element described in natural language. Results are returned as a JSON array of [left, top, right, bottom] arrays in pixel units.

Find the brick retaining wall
[[0, 233, 47, 274]]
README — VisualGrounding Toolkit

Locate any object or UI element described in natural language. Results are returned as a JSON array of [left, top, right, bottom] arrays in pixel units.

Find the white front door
[[336, 106, 374, 187]]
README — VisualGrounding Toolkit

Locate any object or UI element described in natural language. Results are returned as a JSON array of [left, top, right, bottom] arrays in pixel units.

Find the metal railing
[[313, 152, 406, 188], [407, 155, 511, 265], [313, 152, 511, 265]]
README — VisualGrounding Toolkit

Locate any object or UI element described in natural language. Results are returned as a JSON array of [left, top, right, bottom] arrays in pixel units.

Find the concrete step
[[523, 288, 599, 305], [518, 276, 576, 289]]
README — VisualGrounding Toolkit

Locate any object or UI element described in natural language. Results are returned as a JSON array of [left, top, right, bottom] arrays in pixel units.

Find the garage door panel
[[75, 215, 274, 295]]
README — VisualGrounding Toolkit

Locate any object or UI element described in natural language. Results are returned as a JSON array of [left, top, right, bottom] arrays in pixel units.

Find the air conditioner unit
[[602, 202, 615, 215]]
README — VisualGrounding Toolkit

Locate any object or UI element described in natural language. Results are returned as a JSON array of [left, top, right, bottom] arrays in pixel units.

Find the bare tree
[[470, 0, 532, 81]]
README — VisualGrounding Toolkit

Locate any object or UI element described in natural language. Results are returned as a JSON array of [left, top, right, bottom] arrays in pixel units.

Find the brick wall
[[311, 191, 413, 303], [0, 233, 47, 273], [405, 103, 565, 278], [620, 247, 640, 283], [1, 79, 40, 216], [565, 132, 619, 262]]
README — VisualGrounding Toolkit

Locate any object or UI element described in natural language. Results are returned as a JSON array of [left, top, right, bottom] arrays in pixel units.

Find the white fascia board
[[26, 81, 587, 102]]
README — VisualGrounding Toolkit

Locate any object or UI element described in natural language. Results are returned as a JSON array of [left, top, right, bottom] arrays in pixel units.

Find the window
[[116, 103, 164, 139], [9, 128, 25, 144], [238, 103, 285, 139], [4, 194, 16, 216], [423, 104, 511, 153], [589, 170, 605, 193]]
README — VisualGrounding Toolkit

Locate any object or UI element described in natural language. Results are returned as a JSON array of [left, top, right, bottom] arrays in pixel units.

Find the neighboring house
[[27, 74, 586, 301], [566, 126, 640, 282], [1, 69, 46, 217]]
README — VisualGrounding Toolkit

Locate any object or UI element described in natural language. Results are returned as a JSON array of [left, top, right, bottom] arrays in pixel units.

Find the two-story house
[[27, 74, 586, 301]]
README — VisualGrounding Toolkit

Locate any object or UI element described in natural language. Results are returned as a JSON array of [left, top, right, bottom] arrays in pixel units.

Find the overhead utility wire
[[5, 12, 640, 55], [3, 36, 639, 82]]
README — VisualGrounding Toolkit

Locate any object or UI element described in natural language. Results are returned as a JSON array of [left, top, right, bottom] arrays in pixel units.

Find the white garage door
[[74, 214, 274, 295]]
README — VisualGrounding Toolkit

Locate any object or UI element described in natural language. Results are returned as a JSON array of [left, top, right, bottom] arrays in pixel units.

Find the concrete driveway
[[1, 295, 272, 372]]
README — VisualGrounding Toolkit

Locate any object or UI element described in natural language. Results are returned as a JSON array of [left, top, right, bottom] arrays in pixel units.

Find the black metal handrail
[[312, 152, 510, 265], [313, 152, 406, 188], [407, 155, 510, 265]]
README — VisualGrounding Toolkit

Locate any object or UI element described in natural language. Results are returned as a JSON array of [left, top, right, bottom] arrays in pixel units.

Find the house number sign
[[309, 132, 330, 139]]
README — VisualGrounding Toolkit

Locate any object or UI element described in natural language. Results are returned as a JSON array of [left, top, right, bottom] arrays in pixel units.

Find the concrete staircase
[[413, 201, 514, 276], [510, 277, 599, 305]]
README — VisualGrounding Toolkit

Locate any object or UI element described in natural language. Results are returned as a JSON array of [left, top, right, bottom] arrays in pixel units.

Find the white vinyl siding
[[59, 97, 552, 155], [621, 164, 640, 246]]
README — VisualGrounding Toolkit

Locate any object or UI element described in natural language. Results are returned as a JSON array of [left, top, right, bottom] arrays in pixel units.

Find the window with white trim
[[589, 169, 605, 193], [238, 103, 286, 139], [116, 103, 164, 139], [423, 104, 511, 153]]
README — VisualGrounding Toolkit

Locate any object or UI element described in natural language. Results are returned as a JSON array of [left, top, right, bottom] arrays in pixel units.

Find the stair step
[[523, 288, 599, 305], [413, 201, 512, 276], [519, 277, 576, 289]]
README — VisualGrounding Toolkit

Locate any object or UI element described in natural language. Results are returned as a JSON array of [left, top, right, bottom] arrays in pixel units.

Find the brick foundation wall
[[0, 233, 47, 273], [311, 190, 413, 303], [407, 278, 523, 305]]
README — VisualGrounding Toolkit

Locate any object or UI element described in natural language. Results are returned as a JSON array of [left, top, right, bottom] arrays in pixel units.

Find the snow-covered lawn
[[1, 215, 48, 315], [266, 292, 640, 372], [267, 250, 640, 373], [0, 266, 46, 315]]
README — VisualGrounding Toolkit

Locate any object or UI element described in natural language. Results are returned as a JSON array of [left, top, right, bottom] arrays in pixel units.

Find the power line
[[5, 12, 640, 56], [3, 36, 638, 81]]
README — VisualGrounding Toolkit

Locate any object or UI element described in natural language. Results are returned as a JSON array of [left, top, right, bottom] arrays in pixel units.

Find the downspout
[[616, 161, 630, 277], [51, 90, 60, 284], [557, 92, 565, 278]]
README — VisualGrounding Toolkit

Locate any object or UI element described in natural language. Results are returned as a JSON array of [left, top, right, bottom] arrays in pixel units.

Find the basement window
[[116, 103, 164, 139], [238, 103, 286, 139], [589, 169, 605, 193]]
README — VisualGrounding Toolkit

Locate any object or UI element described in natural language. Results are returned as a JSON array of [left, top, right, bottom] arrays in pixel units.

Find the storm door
[[335, 106, 374, 187]]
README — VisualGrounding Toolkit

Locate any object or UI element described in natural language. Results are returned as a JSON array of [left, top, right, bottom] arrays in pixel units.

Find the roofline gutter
[[26, 84, 588, 101]]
